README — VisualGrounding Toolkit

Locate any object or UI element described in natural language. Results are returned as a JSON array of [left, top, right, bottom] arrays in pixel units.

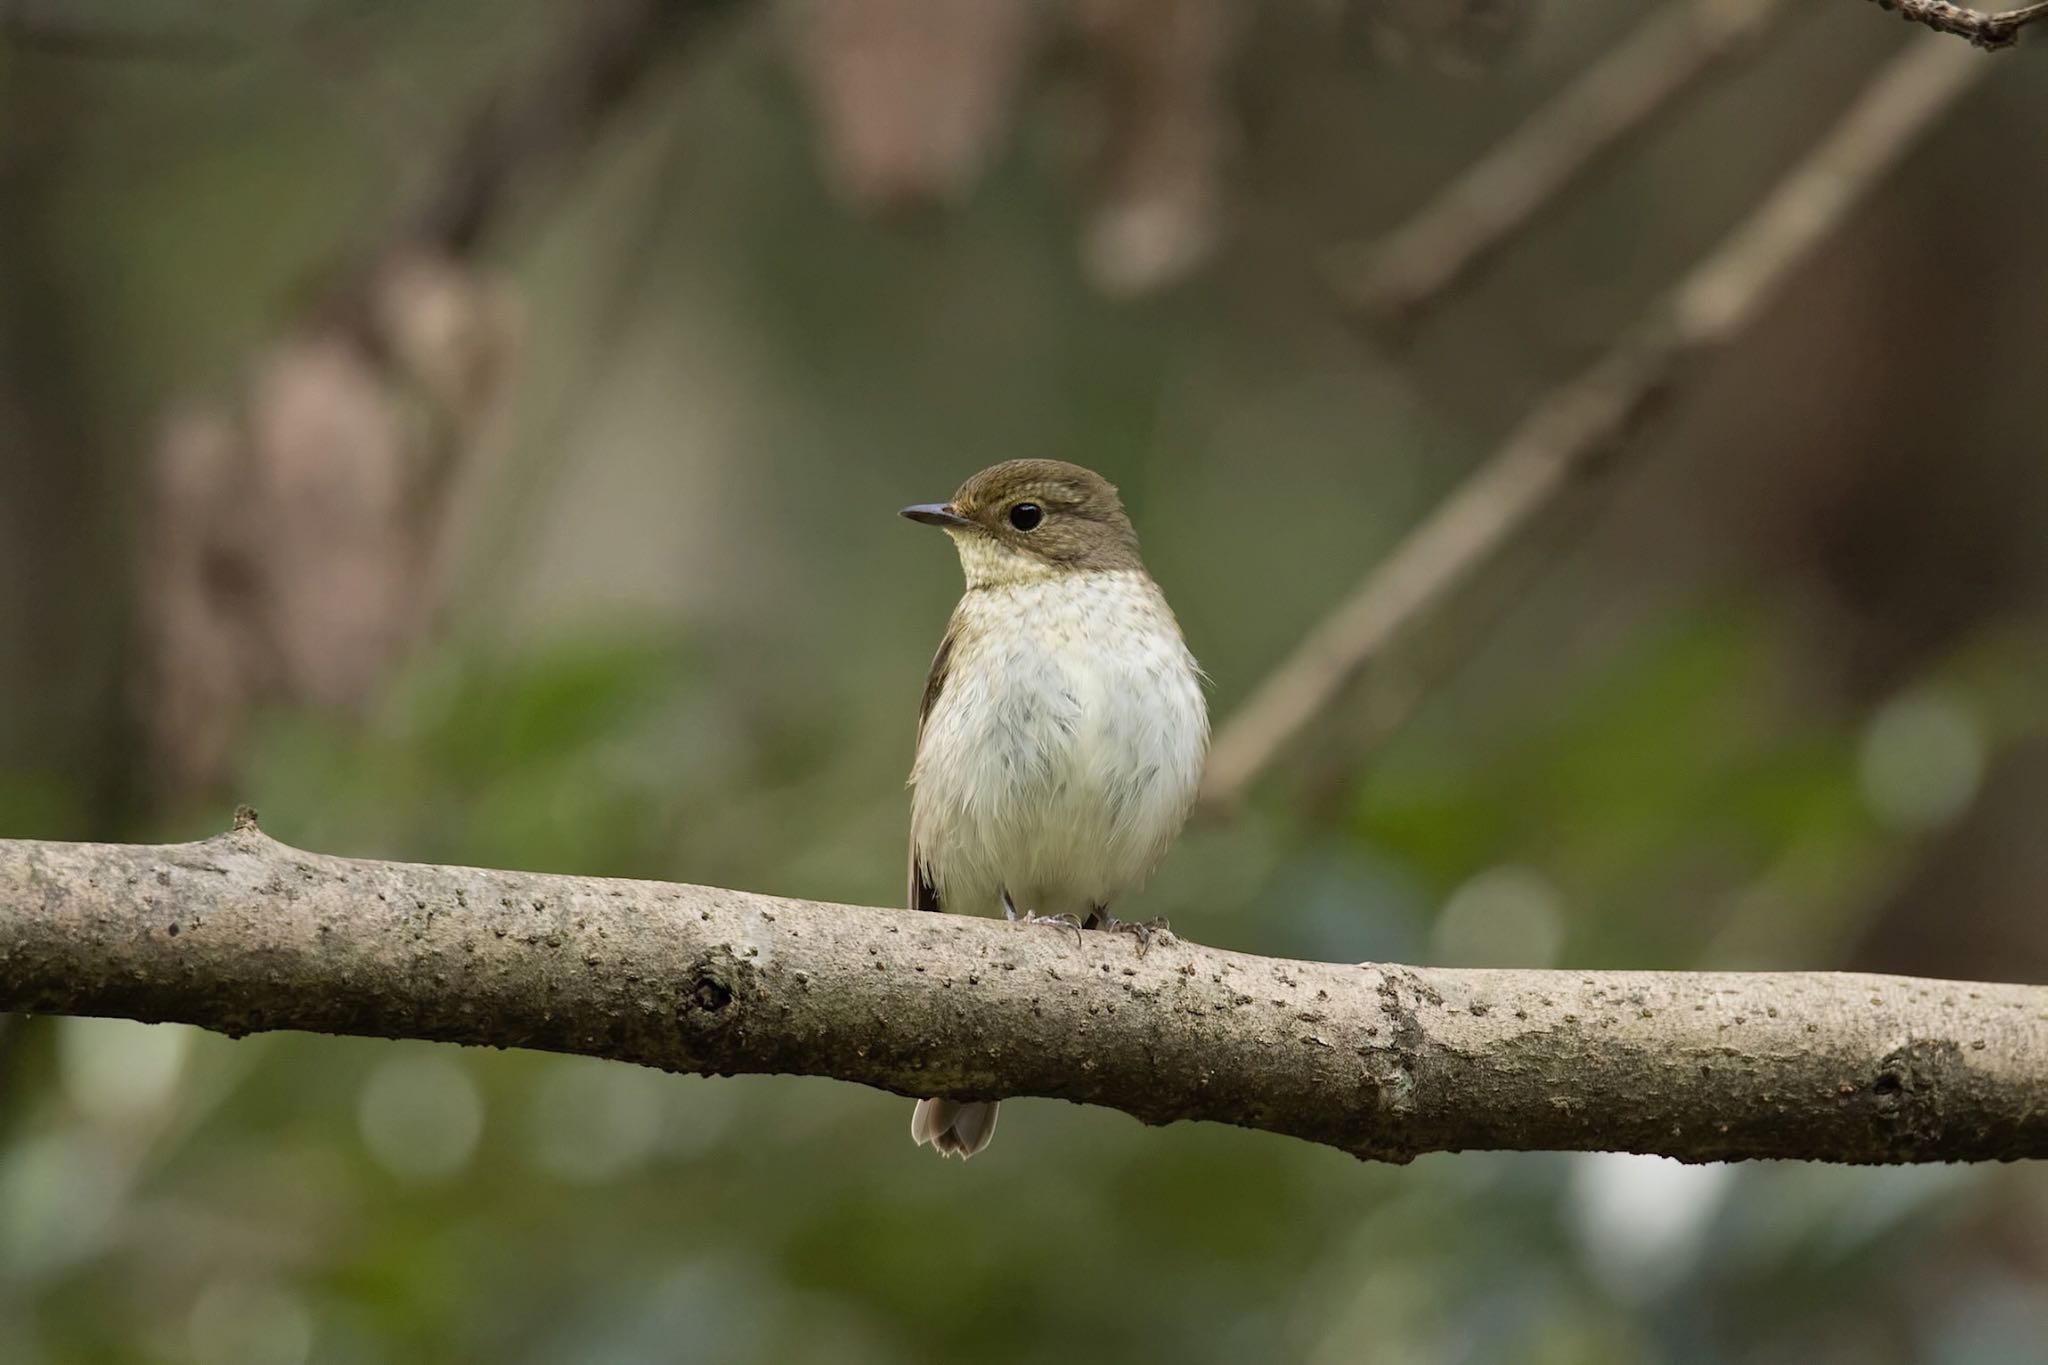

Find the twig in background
[[0, 3, 237, 61], [1861, 0, 2048, 48], [396, 0, 738, 256], [1201, 35, 1991, 810], [1330, 0, 1790, 327]]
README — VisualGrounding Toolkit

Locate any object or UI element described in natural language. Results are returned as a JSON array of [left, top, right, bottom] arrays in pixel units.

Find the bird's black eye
[[1008, 502, 1043, 532]]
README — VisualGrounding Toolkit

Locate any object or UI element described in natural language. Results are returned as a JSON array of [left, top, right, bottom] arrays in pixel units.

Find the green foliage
[[1355, 603, 1893, 967]]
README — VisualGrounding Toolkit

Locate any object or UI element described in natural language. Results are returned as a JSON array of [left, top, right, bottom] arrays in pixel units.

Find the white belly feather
[[910, 570, 1208, 920]]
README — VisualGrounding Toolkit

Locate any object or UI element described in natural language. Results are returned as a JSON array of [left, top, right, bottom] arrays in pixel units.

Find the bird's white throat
[[947, 530, 1065, 589]]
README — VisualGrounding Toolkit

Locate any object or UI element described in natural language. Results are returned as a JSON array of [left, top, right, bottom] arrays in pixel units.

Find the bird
[[898, 459, 1208, 1158]]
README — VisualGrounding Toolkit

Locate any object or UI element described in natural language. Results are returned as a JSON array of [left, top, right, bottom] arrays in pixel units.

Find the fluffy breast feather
[[910, 570, 1207, 919]]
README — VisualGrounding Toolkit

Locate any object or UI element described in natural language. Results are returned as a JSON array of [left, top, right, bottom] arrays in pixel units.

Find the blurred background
[[5, 1, 2048, 1360]]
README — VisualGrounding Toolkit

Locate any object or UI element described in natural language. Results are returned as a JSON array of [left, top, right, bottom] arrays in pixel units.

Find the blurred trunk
[[130, 0, 730, 799], [134, 252, 520, 796], [0, 60, 137, 837], [1626, 110, 2048, 982], [1851, 740, 2048, 985]]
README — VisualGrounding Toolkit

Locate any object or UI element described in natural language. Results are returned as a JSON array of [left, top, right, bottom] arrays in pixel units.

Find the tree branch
[[1330, 0, 1790, 326], [383, 0, 736, 261], [1860, 0, 2048, 48], [1200, 35, 1989, 809], [4, 820, 2045, 1164]]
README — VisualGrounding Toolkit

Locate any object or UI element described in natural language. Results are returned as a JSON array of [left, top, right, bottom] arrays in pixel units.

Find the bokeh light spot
[[57, 1017, 192, 1124], [1432, 864, 1565, 968], [1858, 688, 1985, 831], [355, 1052, 483, 1185]]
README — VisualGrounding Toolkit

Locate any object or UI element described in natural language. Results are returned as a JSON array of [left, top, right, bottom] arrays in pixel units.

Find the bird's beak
[[900, 502, 974, 531]]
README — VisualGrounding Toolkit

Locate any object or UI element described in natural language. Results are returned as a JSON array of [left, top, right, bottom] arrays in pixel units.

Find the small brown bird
[[899, 460, 1208, 1158]]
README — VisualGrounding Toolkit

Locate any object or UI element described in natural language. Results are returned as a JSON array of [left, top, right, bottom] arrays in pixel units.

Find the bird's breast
[[911, 571, 1207, 916]]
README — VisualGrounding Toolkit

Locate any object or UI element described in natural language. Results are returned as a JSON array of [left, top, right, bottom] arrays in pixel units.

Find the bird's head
[[900, 459, 1144, 588]]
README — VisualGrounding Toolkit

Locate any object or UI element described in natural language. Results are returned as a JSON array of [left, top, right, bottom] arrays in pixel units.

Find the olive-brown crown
[[944, 459, 1143, 573]]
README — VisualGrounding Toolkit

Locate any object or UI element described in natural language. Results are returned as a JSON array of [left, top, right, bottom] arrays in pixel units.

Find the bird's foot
[[1003, 891, 1082, 947], [1083, 910, 1172, 957], [1020, 912, 1084, 947]]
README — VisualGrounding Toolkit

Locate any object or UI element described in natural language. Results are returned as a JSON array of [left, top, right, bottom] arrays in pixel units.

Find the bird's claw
[[1003, 891, 1084, 947], [1020, 912, 1084, 948], [1085, 912, 1172, 957]]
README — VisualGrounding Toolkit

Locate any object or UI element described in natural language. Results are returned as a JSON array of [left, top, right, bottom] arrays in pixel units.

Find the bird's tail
[[910, 1097, 1000, 1159]]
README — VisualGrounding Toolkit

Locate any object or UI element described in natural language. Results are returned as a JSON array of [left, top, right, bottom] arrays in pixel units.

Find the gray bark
[[3, 815, 2045, 1163]]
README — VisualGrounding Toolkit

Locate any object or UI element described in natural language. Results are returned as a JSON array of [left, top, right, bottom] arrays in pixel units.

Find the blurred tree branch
[[1201, 35, 1988, 808], [0, 3, 237, 61], [1329, 0, 1788, 326], [388, 0, 736, 257], [4, 818, 2046, 1164], [1861, 0, 2048, 48]]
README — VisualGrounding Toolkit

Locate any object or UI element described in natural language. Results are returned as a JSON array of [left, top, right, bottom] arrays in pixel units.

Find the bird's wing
[[908, 623, 956, 914]]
